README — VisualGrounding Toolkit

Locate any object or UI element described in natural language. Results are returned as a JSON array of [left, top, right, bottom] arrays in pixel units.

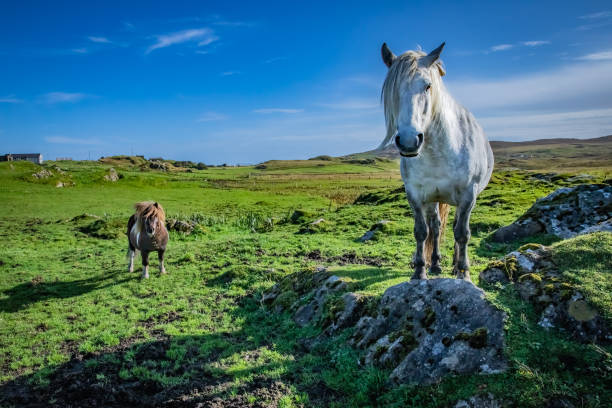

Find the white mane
[[379, 50, 447, 149]]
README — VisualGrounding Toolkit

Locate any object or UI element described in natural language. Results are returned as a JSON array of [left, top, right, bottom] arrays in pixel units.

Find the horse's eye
[[425, 84, 431, 92]]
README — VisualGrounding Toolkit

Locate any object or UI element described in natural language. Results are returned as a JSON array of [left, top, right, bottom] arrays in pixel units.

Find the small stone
[[568, 300, 597, 322]]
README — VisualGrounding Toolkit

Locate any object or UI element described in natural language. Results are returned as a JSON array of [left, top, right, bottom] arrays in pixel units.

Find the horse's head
[[381, 42, 446, 157], [141, 202, 164, 237]]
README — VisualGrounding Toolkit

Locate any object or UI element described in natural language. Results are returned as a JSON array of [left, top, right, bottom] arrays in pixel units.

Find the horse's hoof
[[142, 274, 149, 279], [454, 269, 471, 282], [429, 265, 442, 275], [160, 270, 167, 275], [411, 272, 428, 280]]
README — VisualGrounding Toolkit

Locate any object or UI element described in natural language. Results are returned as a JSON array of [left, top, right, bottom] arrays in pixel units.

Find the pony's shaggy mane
[[379, 50, 446, 149], [134, 201, 166, 224]]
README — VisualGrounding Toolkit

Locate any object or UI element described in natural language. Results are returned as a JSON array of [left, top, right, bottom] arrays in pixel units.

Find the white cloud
[[576, 50, 612, 61], [447, 60, 612, 113], [0, 95, 23, 103], [253, 108, 304, 114], [579, 11, 612, 19], [72, 48, 88, 54], [40, 92, 89, 104], [220, 70, 241, 76], [45, 136, 102, 145], [480, 108, 612, 141], [146, 28, 218, 54], [88, 36, 111, 44], [317, 98, 379, 110], [490, 44, 513, 52], [522, 40, 550, 47], [196, 112, 228, 122]]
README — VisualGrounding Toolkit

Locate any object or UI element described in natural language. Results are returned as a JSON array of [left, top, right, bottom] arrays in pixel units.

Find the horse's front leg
[[426, 203, 442, 275], [453, 198, 475, 281], [141, 250, 150, 279], [412, 205, 429, 280], [158, 250, 166, 275], [128, 248, 135, 273]]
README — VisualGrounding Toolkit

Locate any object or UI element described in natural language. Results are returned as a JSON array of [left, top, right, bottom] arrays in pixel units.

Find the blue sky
[[1, 1, 612, 164]]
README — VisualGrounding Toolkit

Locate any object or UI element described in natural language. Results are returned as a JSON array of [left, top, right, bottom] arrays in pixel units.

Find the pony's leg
[[425, 203, 442, 275], [158, 250, 166, 275], [127, 239, 136, 272], [411, 204, 429, 280], [128, 249, 135, 273], [141, 250, 150, 279], [453, 198, 475, 281]]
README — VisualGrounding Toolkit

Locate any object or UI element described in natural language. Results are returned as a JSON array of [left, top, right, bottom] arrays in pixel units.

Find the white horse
[[379, 42, 493, 281]]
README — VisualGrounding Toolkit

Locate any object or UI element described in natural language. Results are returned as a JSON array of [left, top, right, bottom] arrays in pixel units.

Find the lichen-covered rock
[[294, 275, 347, 327], [32, 169, 53, 179], [358, 220, 394, 242], [492, 184, 612, 242], [104, 167, 119, 181], [298, 218, 333, 234], [351, 279, 507, 385], [480, 245, 610, 343], [454, 393, 505, 408], [325, 292, 366, 335]]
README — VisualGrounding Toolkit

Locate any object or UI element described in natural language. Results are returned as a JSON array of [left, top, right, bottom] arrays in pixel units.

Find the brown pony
[[127, 201, 169, 279]]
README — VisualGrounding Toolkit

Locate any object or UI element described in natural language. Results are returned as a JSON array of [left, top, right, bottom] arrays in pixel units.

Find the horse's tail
[[423, 203, 450, 266]]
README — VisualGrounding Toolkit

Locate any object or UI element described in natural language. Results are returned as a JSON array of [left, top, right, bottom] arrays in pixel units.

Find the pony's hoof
[[142, 274, 149, 279], [429, 265, 442, 275], [160, 270, 167, 275]]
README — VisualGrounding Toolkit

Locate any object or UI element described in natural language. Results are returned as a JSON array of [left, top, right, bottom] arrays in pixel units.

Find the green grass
[[0, 158, 611, 406]]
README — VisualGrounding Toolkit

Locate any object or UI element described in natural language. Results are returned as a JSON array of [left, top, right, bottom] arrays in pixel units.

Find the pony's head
[[380, 42, 446, 157], [134, 201, 166, 237]]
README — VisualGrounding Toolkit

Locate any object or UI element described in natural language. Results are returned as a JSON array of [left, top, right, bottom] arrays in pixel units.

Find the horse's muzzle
[[395, 132, 423, 158]]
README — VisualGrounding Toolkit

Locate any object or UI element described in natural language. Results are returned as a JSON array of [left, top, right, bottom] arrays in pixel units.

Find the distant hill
[[346, 135, 612, 170]]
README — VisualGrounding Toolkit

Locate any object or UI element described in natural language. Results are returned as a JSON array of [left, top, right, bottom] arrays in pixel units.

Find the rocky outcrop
[[351, 279, 507, 385], [480, 244, 610, 343], [263, 271, 507, 386], [358, 220, 393, 242], [165, 219, 205, 234], [454, 393, 505, 408], [104, 167, 120, 181], [492, 184, 612, 242], [32, 169, 53, 179]]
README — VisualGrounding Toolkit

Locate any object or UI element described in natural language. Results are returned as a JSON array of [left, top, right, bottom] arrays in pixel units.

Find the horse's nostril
[[417, 133, 424, 146]]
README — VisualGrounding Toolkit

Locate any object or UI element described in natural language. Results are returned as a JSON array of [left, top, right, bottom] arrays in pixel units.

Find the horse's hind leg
[[141, 250, 150, 279], [453, 197, 475, 281], [425, 203, 442, 275], [158, 250, 166, 275], [411, 204, 429, 280]]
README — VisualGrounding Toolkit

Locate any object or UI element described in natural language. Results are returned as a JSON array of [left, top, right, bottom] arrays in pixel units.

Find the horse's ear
[[423, 42, 445, 73], [381, 43, 396, 68], [154, 202, 159, 208]]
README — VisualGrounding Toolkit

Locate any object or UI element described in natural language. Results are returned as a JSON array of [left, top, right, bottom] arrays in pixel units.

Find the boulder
[[480, 245, 610, 343], [358, 220, 393, 242], [454, 393, 505, 408], [104, 167, 119, 181], [32, 169, 53, 179], [492, 184, 612, 242], [264, 272, 508, 386], [351, 279, 507, 385]]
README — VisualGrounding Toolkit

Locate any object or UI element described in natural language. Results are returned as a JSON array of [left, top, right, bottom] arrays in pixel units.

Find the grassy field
[[0, 150, 611, 407]]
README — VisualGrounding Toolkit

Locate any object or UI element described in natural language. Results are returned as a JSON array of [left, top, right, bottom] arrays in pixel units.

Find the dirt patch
[[0, 333, 295, 408], [305, 250, 384, 267]]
